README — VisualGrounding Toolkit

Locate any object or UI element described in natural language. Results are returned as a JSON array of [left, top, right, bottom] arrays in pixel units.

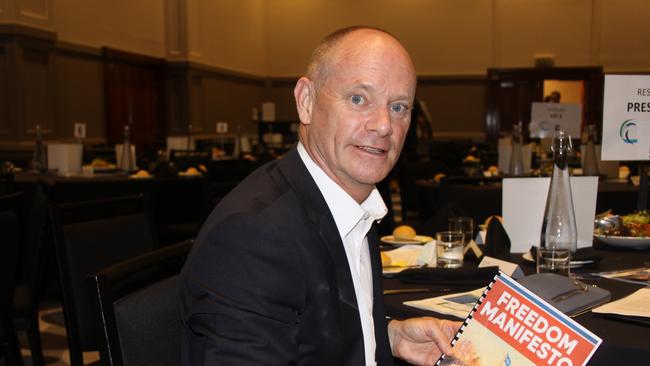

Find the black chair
[[92, 239, 193, 366], [12, 186, 48, 366], [437, 183, 503, 228], [0, 172, 15, 195], [0, 192, 24, 366], [50, 194, 157, 366]]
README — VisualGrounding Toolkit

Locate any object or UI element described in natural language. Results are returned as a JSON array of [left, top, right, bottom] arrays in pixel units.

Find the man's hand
[[388, 317, 461, 366]]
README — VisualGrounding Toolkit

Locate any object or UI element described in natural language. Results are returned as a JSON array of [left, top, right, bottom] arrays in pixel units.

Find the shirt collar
[[297, 142, 387, 237]]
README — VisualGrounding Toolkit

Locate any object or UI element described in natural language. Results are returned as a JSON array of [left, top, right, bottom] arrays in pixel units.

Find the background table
[[383, 241, 650, 366]]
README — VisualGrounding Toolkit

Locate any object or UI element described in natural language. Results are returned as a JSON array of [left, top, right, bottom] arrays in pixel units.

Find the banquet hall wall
[[0, 0, 648, 146]]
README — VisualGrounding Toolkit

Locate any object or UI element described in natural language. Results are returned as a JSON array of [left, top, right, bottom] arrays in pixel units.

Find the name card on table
[[502, 177, 598, 253], [479, 256, 525, 279], [529, 102, 582, 138], [602, 75, 650, 161]]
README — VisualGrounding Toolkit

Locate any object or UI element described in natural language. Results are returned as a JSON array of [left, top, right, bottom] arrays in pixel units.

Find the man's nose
[[366, 107, 392, 137]]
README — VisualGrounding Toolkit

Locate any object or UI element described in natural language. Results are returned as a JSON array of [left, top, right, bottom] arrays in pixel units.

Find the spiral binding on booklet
[[436, 272, 501, 366]]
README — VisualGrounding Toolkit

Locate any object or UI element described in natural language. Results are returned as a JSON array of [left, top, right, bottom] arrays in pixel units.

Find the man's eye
[[391, 104, 407, 113], [351, 95, 364, 105]]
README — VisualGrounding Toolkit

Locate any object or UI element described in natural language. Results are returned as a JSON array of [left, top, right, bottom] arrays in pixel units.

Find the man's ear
[[294, 77, 314, 125]]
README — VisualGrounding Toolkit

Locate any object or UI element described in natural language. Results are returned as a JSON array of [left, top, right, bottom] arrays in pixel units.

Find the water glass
[[536, 247, 570, 276], [449, 217, 474, 248], [436, 231, 464, 268]]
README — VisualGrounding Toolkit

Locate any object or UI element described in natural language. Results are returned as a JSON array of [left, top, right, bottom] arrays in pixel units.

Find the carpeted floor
[[17, 300, 99, 366]]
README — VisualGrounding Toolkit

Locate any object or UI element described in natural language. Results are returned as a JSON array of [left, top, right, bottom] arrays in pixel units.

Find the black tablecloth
[[383, 242, 650, 366]]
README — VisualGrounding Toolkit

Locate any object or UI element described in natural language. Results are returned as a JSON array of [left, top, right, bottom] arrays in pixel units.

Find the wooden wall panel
[[266, 79, 298, 123], [53, 49, 104, 139], [17, 40, 54, 139], [202, 74, 265, 135], [417, 78, 487, 141], [0, 44, 12, 138]]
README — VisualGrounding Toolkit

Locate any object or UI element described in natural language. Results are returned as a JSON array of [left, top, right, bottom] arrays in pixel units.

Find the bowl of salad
[[594, 211, 650, 249]]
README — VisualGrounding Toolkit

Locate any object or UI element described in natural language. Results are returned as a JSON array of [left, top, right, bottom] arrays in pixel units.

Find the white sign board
[[73, 123, 86, 139], [529, 102, 582, 138], [602, 75, 650, 161], [502, 176, 598, 253]]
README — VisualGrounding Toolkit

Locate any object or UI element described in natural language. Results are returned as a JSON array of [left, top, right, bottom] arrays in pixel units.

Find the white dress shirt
[[297, 143, 388, 366]]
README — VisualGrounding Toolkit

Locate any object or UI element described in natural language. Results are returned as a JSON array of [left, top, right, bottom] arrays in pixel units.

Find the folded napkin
[[483, 218, 511, 260], [383, 243, 435, 267], [530, 246, 603, 263], [397, 266, 499, 288]]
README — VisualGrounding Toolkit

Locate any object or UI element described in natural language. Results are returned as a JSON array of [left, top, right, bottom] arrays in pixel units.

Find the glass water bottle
[[582, 124, 599, 176], [539, 128, 577, 275], [31, 124, 47, 173], [120, 125, 135, 173], [509, 122, 525, 176]]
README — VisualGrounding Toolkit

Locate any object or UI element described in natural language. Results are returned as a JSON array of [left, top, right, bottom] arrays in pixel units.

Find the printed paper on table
[[601, 75, 650, 161], [437, 272, 601, 366]]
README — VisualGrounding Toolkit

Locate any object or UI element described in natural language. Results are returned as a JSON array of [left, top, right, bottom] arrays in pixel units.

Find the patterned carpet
[[17, 300, 99, 366]]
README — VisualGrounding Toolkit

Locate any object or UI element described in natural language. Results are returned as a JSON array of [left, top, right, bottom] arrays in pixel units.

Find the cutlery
[[383, 288, 433, 295], [551, 280, 591, 302]]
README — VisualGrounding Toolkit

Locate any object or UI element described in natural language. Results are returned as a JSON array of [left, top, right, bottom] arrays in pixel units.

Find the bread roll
[[393, 225, 417, 240]]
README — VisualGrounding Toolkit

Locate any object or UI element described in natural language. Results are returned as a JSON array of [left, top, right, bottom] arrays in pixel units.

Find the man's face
[[297, 31, 416, 201]]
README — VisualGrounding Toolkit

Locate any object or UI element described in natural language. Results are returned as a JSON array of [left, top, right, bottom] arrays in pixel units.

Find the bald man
[[180, 26, 459, 366]]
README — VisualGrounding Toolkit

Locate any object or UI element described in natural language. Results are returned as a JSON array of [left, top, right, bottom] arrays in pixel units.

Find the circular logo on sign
[[619, 119, 638, 144]]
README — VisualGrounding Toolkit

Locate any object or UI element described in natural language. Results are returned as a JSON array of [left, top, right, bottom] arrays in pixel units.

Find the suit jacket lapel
[[278, 148, 359, 309], [278, 148, 365, 365]]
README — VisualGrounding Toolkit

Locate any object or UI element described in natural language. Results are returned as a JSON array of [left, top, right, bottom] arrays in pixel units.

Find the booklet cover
[[437, 272, 602, 366]]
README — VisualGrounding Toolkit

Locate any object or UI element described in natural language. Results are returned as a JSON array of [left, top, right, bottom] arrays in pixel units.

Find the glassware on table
[[31, 124, 47, 173], [118, 125, 136, 173], [449, 217, 473, 249], [538, 127, 576, 276], [509, 122, 525, 176], [582, 124, 599, 176], [436, 231, 464, 269]]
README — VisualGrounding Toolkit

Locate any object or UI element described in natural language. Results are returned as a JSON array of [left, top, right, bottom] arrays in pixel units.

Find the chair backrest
[[50, 194, 157, 366], [92, 240, 193, 366], [0, 172, 15, 195], [438, 183, 503, 226], [0, 192, 23, 319], [19, 185, 49, 302]]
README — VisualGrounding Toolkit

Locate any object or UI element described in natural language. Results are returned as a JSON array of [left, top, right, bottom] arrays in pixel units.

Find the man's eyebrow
[[348, 83, 412, 102]]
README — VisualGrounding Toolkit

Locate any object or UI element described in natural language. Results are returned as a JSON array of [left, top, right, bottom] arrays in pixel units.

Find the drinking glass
[[536, 247, 570, 276], [449, 217, 474, 248], [436, 231, 464, 268]]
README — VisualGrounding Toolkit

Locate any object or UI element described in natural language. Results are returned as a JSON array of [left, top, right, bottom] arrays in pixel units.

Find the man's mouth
[[356, 145, 387, 154]]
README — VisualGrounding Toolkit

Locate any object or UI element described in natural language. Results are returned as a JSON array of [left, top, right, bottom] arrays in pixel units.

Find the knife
[[383, 288, 433, 295]]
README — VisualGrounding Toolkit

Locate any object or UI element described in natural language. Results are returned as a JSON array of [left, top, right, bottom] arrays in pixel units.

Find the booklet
[[437, 272, 602, 366]]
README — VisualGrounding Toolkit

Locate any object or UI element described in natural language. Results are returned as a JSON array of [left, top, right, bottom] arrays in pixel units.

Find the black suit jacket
[[180, 147, 394, 365]]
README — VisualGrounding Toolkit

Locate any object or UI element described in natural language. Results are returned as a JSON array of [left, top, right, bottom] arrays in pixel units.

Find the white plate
[[594, 234, 650, 249], [522, 251, 595, 268], [380, 235, 434, 246]]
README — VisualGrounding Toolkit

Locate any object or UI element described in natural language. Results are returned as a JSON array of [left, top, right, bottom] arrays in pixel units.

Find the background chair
[[50, 194, 157, 366], [12, 185, 48, 366], [92, 239, 193, 366], [0, 192, 24, 366]]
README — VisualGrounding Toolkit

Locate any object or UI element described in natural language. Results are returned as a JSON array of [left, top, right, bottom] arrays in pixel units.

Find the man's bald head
[[305, 26, 415, 91]]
